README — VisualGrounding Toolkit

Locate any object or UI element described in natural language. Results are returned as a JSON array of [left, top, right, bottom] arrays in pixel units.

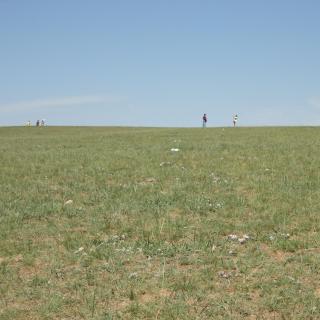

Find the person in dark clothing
[[202, 114, 207, 128]]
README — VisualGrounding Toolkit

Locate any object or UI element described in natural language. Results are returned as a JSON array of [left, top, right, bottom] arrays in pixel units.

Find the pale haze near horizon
[[1, 0, 320, 127]]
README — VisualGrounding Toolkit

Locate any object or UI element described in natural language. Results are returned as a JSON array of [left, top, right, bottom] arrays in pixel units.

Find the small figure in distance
[[41, 119, 45, 126], [26, 120, 31, 126], [202, 113, 207, 128], [233, 114, 238, 127], [36, 120, 40, 127]]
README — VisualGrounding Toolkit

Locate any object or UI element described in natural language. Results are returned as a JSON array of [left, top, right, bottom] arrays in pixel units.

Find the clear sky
[[1, 0, 320, 127]]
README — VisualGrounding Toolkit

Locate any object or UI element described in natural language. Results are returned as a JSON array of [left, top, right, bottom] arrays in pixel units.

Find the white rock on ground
[[228, 234, 238, 240], [74, 247, 84, 254]]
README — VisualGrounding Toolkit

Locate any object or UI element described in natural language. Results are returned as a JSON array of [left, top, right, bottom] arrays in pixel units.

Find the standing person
[[233, 114, 238, 127], [36, 120, 40, 127], [202, 113, 207, 128], [41, 119, 45, 126]]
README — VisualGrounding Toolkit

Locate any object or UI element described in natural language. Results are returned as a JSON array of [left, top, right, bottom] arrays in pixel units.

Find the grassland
[[1, 126, 320, 319]]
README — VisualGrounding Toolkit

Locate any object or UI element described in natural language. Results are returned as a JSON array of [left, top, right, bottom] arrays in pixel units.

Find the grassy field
[[1, 126, 320, 319]]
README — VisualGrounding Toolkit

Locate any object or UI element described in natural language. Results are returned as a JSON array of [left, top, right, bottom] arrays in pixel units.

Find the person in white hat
[[233, 114, 238, 127]]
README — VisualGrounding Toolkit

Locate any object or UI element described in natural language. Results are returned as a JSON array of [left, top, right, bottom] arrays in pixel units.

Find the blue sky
[[1, 0, 320, 126]]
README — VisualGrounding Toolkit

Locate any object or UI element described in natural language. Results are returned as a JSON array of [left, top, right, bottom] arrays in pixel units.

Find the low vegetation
[[1, 126, 320, 319]]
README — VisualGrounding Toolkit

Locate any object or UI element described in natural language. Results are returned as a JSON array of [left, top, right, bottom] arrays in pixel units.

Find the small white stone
[[160, 162, 171, 167], [228, 234, 238, 241], [64, 199, 73, 205], [128, 272, 138, 279], [170, 148, 180, 152], [281, 233, 290, 238], [218, 271, 231, 279], [238, 238, 246, 244], [74, 247, 84, 254]]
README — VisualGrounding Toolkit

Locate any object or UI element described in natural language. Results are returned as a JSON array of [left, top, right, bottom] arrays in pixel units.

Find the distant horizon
[[1, 123, 320, 129]]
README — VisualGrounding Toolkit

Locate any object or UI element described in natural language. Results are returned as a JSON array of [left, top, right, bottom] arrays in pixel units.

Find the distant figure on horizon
[[41, 119, 45, 126], [26, 120, 31, 126], [36, 120, 40, 127], [202, 113, 207, 128], [233, 114, 238, 127]]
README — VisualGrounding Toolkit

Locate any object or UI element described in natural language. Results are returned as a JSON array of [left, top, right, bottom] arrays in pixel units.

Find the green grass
[[1, 126, 320, 319]]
